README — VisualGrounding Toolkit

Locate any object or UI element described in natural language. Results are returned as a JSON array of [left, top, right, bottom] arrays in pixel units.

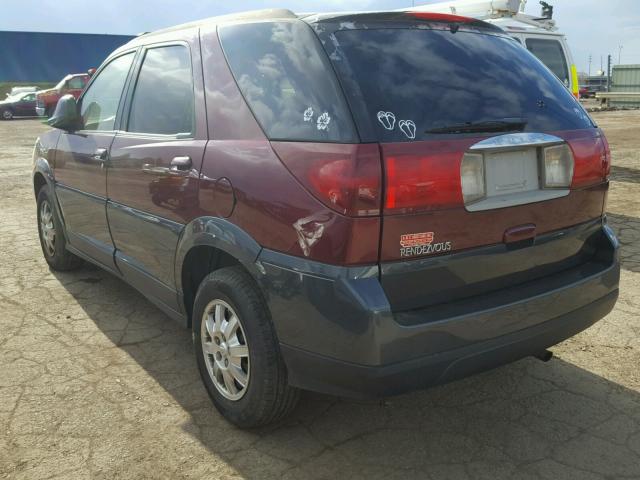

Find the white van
[[405, 0, 580, 98]]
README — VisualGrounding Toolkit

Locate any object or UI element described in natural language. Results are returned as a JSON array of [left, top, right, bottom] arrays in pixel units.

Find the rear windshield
[[316, 26, 591, 142], [219, 21, 357, 142]]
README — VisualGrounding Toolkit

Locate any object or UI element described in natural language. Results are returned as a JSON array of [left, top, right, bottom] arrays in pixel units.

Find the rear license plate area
[[485, 149, 539, 196]]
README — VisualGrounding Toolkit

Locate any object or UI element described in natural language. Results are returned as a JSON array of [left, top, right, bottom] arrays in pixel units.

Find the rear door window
[[315, 26, 590, 142], [525, 38, 570, 86], [218, 21, 357, 142], [127, 45, 195, 136]]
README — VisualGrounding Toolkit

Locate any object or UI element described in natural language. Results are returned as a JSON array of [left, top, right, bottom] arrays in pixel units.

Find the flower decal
[[303, 107, 314, 122], [317, 112, 331, 131]]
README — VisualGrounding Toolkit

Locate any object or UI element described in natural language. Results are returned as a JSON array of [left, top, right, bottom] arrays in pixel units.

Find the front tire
[[36, 185, 82, 271], [1, 109, 13, 120], [193, 266, 299, 428]]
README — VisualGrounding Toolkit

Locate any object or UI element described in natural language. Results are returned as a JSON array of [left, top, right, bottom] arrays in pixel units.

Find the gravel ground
[[1, 113, 639, 480]]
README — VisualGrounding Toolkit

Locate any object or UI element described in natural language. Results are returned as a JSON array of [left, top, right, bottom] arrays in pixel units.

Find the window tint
[[127, 45, 194, 135], [317, 27, 590, 142], [80, 53, 134, 131], [23, 94, 35, 101], [525, 38, 569, 86], [68, 77, 86, 89], [219, 21, 357, 142]]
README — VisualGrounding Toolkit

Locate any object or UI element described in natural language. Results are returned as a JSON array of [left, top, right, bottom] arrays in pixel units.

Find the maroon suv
[[33, 9, 620, 428]]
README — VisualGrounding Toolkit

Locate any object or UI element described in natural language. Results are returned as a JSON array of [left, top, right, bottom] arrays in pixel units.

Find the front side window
[[525, 38, 569, 86], [80, 52, 135, 131], [219, 21, 357, 142], [127, 45, 194, 136]]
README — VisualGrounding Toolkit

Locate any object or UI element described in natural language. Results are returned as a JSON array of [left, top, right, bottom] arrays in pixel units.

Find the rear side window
[[525, 38, 569, 86], [219, 21, 357, 142], [127, 45, 194, 136], [316, 27, 590, 142], [80, 52, 134, 131]]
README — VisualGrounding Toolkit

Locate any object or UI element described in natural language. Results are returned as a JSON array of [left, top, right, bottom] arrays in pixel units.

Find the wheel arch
[[175, 217, 264, 325], [33, 171, 47, 197]]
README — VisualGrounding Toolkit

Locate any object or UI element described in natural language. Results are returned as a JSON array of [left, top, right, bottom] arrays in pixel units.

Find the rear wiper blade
[[425, 118, 527, 134]]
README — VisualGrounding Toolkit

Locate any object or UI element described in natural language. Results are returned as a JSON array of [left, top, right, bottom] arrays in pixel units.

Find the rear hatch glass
[[313, 24, 591, 142]]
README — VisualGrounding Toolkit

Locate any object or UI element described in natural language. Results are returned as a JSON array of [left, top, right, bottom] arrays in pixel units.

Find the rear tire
[[193, 266, 299, 428], [36, 185, 83, 271]]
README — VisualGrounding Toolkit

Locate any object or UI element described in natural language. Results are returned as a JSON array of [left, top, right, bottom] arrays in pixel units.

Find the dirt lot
[[1, 113, 639, 480]]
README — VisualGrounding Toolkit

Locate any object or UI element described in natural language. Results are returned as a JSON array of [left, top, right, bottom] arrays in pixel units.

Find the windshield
[[316, 26, 592, 142], [54, 76, 69, 90]]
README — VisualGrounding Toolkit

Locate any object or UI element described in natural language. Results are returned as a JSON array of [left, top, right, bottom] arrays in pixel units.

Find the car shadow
[[607, 212, 640, 273], [50, 263, 640, 479]]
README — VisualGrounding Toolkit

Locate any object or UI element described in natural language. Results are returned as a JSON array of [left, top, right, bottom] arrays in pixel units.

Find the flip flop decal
[[377, 111, 396, 130], [399, 120, 416, 139]]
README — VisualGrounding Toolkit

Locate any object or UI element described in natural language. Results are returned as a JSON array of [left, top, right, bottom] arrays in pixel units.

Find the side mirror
[[47, 94, 81, 131]]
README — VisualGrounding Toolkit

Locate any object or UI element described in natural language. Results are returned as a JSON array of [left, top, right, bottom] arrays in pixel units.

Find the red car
[[35, 73, 90, 117], [33, 9, 619, 428]]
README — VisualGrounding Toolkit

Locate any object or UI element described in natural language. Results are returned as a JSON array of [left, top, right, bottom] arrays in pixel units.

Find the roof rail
[[143, 8, 298, 37]]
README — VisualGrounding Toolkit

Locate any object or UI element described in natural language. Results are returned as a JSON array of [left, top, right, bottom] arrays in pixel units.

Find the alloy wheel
[[201, 299, 250, 401], [2, 110, 12, 120], [40, 200, 56, 257]]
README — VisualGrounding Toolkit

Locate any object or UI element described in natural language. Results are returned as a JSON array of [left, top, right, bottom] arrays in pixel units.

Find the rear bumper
[[35, 106, 46, 117], [280, 290, 617, 398], [257, 221, 620, 398]]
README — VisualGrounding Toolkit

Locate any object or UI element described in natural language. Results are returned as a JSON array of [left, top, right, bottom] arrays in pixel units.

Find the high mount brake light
[[408, 12, 475, 23]]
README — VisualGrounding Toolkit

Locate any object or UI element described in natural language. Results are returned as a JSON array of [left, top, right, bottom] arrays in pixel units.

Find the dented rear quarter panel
[[197, 26, 380, 265]]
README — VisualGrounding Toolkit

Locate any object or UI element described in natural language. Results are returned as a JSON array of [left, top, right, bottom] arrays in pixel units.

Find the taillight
[[460, 153, 485, 203], [601, 135, 612, 179], [570, 131, 609, 188], [384, 150, 463, 214], [542, 144, 574, 188], [271, 142, 382, 217]]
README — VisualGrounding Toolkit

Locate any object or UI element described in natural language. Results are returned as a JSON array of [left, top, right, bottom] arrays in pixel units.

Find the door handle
[[141, 156, 192, 176], [92, 148, 108, 162], [170, 156, 192, 172]]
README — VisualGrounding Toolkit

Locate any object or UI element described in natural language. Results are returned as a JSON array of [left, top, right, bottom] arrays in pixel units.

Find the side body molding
[[174, 216, 264, 295]]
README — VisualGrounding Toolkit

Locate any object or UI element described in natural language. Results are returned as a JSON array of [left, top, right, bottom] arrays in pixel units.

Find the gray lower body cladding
[[257, 220, 620, 398]]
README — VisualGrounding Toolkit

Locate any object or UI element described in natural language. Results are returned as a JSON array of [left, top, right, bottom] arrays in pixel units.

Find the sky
[[1, 0, 639, 74]]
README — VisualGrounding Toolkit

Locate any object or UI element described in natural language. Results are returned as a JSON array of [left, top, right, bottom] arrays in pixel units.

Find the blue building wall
[[0, 31, 135, 82]]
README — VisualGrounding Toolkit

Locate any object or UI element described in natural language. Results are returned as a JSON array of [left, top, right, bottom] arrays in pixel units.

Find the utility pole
[[618, 45, 623, 64], [607, 54, 612, 91], [588, 54, 592, 77]]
